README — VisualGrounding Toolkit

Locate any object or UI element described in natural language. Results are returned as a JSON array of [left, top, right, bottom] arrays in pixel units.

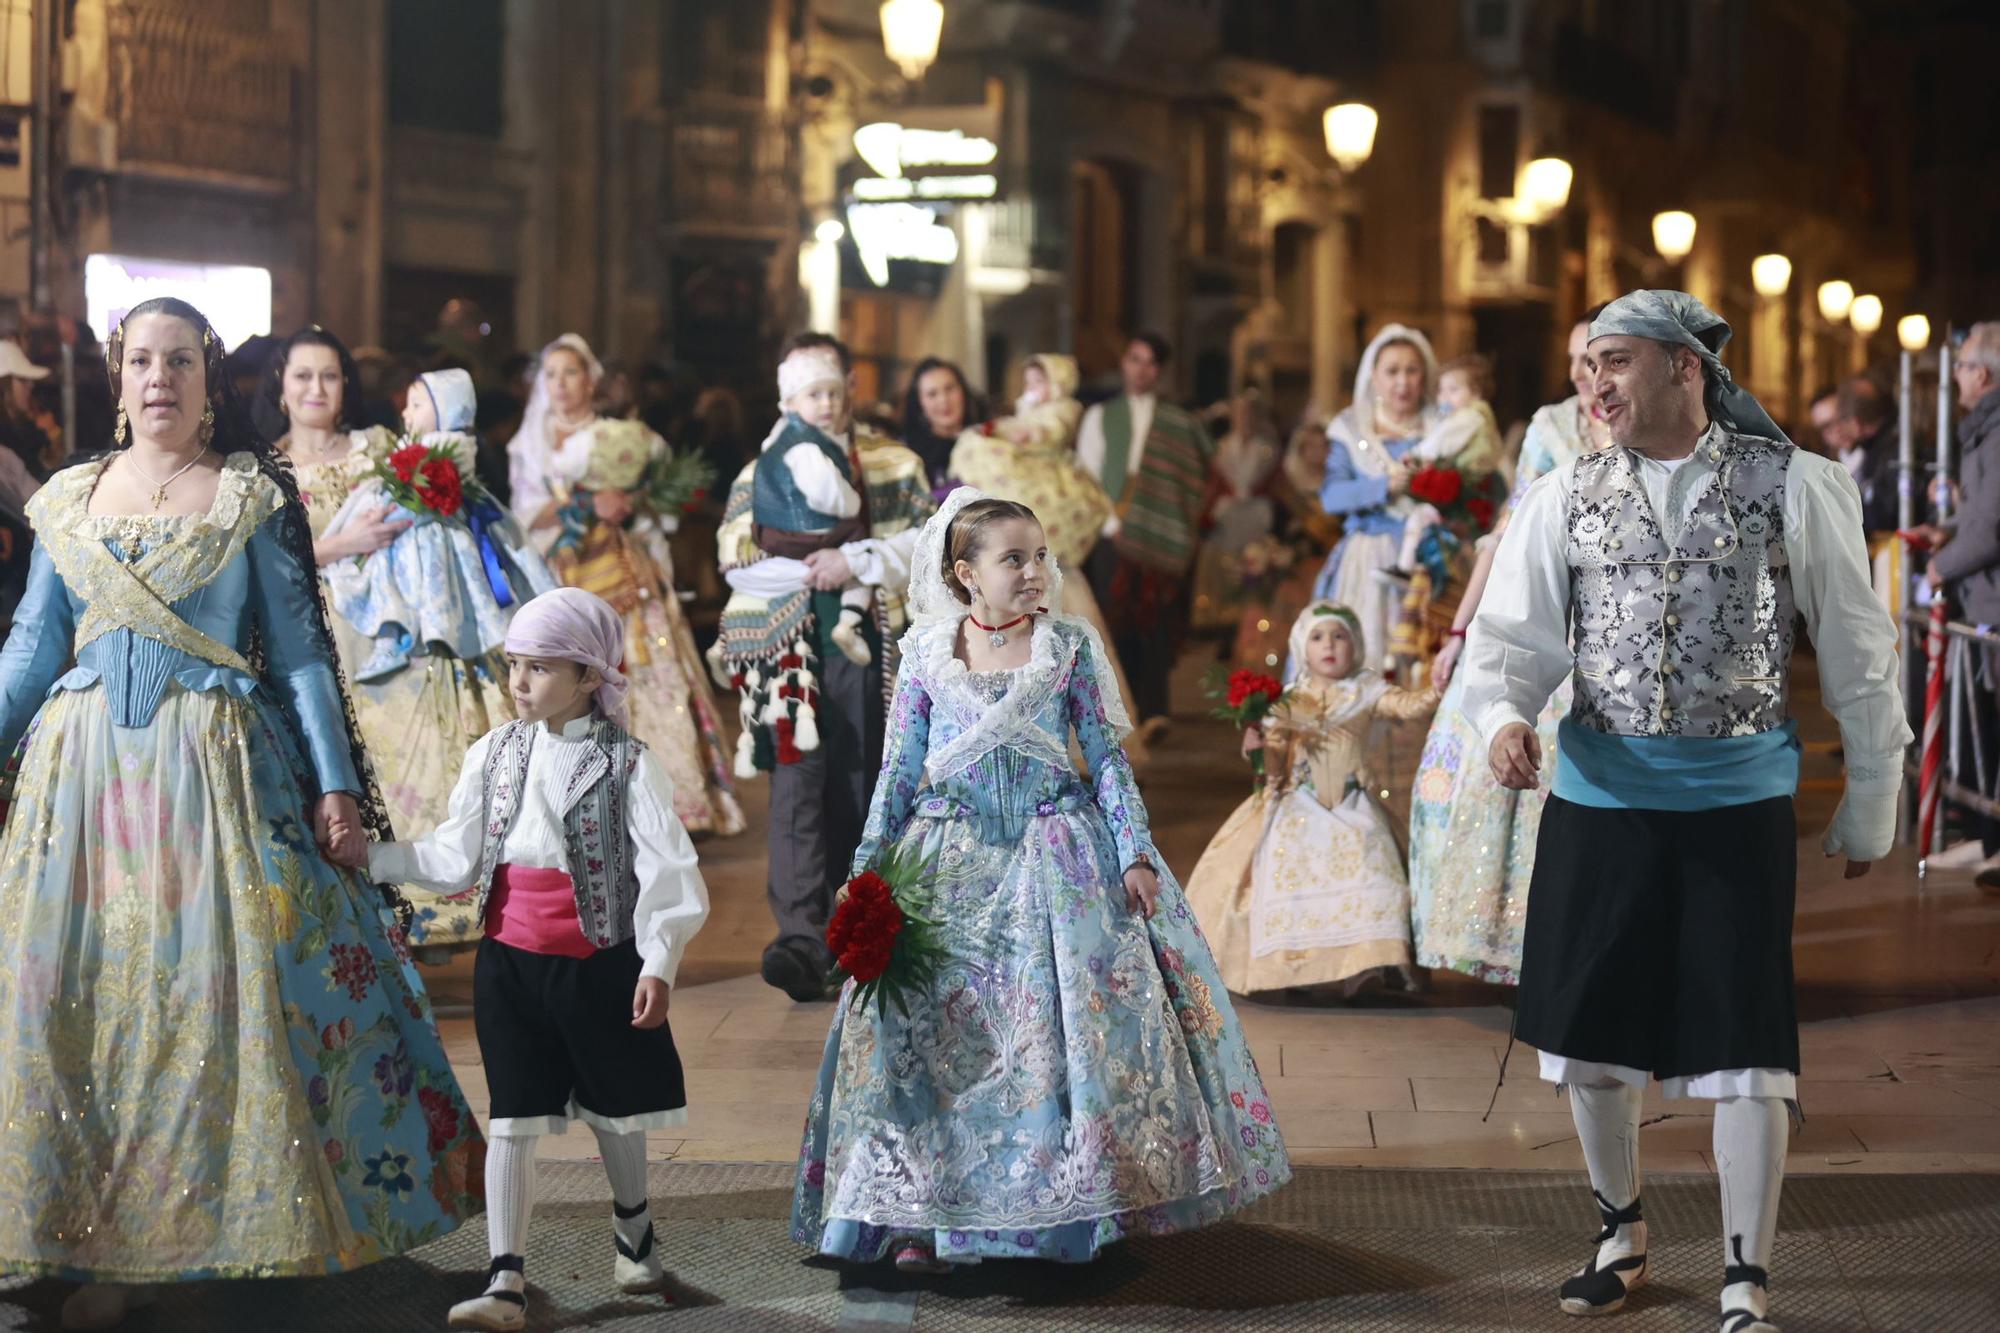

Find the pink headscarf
[[504, 588, 629, 725]]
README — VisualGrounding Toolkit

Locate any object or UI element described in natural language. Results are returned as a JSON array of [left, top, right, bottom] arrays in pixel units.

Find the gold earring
[[199, 404, 216, 445], [114, 402, 128, 446]]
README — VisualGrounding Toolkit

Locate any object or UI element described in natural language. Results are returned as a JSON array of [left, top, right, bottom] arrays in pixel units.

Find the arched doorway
[[1071, 158, 1143, 379]]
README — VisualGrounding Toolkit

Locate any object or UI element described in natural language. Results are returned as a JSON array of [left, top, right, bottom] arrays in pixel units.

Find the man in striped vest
[[1076, 333, 1216, 728]]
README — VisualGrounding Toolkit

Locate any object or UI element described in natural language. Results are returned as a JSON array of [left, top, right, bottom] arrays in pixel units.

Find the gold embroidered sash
[[27, 454, 281, 675]]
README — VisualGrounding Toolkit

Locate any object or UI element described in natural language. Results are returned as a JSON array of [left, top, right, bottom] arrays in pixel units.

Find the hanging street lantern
[[1651, 210, 1696, 262], [1817, 280, 1854, 323], [880, 0, 944, 81], [1521, 155, 1573, 217], [1323, 103, 1378, 174], [1751, 253, 1792, 298], [1849, 294, 1884, 335], [1898, 314, 1932, 353]]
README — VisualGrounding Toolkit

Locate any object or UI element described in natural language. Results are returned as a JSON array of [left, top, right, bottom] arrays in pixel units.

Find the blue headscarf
[[1588, 290, 1790, 444]]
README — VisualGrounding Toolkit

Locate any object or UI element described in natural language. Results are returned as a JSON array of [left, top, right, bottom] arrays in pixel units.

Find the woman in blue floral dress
[[0, 299, 481, 1329], [791, 490, 1289, 1272]]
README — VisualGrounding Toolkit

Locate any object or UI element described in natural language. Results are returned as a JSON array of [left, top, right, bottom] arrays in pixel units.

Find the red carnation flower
[[1409, 466, 1463, 506], [1467, 496, 1496, 530], [419, 458, 464, 517], [389, 443, 427, 483], [1226, 670, 1283, 710]]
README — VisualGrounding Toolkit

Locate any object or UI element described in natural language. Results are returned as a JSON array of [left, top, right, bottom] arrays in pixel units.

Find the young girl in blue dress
[[791, 489, 1289, 1272]]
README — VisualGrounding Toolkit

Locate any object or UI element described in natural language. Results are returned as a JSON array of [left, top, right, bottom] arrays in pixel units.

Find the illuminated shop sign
[[847, 202, 959, 287], [851, 174, 998, 201], [85, 254, 273, 350], [842, 110, 1001, 286]]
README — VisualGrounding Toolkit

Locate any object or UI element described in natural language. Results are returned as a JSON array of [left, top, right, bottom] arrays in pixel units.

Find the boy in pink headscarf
[[342, 587, 710, 1330]]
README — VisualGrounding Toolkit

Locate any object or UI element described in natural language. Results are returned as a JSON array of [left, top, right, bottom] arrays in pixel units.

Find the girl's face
[[542, 348, 594, 416], [119, 313, 207, 450], [1567, 319, 1600, 415], [955, 516, 1050, 616], [282, 343, 344, 431], [506, 653, 601, 726], [917, 366, 966, 435], [1304, 618, 1357, 681], [787, 378, 849, 435], [401, 385, 438, 436], [1372, 342, 1427, 419]]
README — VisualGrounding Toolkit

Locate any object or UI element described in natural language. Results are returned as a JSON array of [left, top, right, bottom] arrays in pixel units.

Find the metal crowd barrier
[[1901, 611, 2000, 855]]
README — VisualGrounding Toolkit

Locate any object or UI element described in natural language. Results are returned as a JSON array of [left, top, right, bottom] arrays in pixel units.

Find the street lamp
[[1850, 294, 1883, 335], [1521, 155, 1573, 217], [1323, 102, 1378, 174], [815, 218, 846, 244], [1651, 210, 1696, 262], [1898, 314, 1932, 352], [879, 0, 944, 81], [1817, 280, 1854, 323], [1751, 253, 1792, 298]]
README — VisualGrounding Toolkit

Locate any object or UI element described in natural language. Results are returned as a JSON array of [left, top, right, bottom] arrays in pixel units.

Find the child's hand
[[593, 488, 635, 525], [1240, 725, 1264, 758], [315, 793, 369, 868], [1124, 864, 1159, 919], [632, 977, 671, 1029]]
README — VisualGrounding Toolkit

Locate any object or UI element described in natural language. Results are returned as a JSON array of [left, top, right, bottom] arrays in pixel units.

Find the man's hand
[[632, 977, 671, 1029], [804, 547, 854, 590], [1488, 722, 1541, 790]]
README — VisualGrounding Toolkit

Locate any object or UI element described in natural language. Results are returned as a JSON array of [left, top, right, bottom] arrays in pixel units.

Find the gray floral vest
[[473, 717, 645, 949], [1566, 432, 1795, 738]]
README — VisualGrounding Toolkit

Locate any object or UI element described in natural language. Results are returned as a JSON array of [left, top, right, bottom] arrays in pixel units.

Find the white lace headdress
[[509, 332, 604, 519], [905, 488, 1134, 780]]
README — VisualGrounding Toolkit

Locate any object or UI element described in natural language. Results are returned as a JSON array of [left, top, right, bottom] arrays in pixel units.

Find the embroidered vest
[[753, 416, 857, 532], [473, 718, 645, 949], [1565, 434, 1795, 738]]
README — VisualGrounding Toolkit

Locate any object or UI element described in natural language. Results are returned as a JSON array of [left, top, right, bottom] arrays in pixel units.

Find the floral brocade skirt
[[0, 684, 484, 1281], [1405, 669, 1568, 985], [790, 806, 1290, 1264], [555, 519, 745, 837]]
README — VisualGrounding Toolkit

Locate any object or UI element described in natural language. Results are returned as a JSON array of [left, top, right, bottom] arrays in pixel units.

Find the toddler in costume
[[353, 587, 710, 1331], [791, 490, 1289, 1272], [1184, 601, 1438, 995], [749, 345, 875, 666], [325, 367, 552, 682], [1395, 354, 1504, 573]]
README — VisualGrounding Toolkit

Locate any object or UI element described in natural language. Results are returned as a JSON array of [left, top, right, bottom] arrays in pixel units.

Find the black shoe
[[761, 945, 828, 1003], [1719, 1234, 1776, 1331], [1558, 1190, 1647, 1316]]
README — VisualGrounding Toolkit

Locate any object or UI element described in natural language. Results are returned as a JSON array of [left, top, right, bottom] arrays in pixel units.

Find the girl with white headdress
[[510, 332, 744, 838], [1310, 324, 1487, 672], [791, 490, 1289, 1273], [1183, 600, 1437, 996]]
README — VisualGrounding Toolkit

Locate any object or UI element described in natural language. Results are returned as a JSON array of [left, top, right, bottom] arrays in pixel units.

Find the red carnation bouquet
[[1407, 464, 1499, 534], [371, 435, 488, 523], [1205, 666, 1289, 786], [826, 843, 947, 1018]]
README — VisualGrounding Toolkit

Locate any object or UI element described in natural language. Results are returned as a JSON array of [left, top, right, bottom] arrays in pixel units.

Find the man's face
[[1121, 341, 1161, 397], [1954, 356, 1994, 410], [1586, 336, 1691, 448], [1811, 397, 1852, 453]]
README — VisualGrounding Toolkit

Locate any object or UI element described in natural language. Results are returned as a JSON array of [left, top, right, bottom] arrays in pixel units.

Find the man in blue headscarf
[[1460, 291, 1910, 1333]]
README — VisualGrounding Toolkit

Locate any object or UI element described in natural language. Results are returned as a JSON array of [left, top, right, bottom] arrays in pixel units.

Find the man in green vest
[[1076, 332, 1216, 727]]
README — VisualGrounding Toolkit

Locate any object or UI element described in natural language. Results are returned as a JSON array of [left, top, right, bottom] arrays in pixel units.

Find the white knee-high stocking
[[484, 1133, 539, 1293], [1713, 1095, 1787, 1323], [591, 1125, 652, 1252], [1570, 1078, 1647, 1263]]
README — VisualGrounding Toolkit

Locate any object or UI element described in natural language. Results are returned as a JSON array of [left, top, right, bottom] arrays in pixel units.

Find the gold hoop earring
[[199, 404, 216, 446], [114, 402, 128, 446]]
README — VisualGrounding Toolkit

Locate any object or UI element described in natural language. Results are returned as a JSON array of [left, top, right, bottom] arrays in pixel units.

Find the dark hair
[[782, 331, 852, 375], [106, 298, 405, 922], [1837, 375, 1894, 430], [1576, 301, 1611, 330], [1439, 353, 1496, 400], [1809, 382, 1842, 408], [901, 356, 984, 486], [942, 497, 1039, 605], [1129, 332, 1172, 368], [263, 325, 363, 436]]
